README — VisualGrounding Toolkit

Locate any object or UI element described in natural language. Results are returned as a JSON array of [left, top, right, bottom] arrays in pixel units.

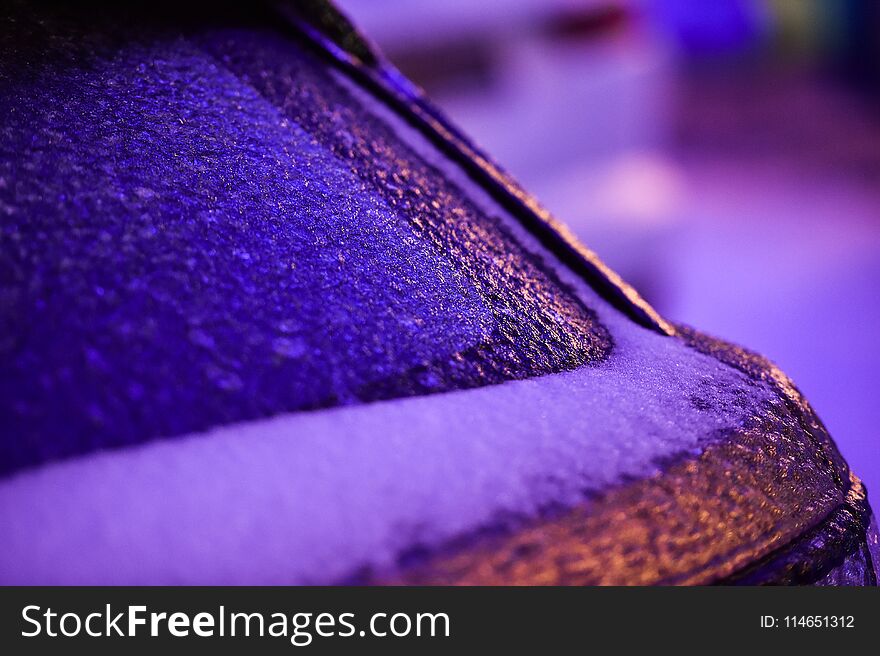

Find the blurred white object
[[538, 152, 684, 305], [339, 0, 681, 304]]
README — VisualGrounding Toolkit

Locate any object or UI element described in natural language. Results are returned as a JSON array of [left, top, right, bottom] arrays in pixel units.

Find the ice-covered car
[[0, 1, 876, 585]]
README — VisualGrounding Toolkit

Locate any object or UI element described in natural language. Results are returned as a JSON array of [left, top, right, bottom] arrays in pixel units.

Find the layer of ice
[[0, 4, 799, 583], [0, 11, 608, 475]]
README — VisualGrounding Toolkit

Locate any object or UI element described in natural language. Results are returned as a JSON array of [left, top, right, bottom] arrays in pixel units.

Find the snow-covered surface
[[0, 288, 772, 583], [0, 87, 777, 583]]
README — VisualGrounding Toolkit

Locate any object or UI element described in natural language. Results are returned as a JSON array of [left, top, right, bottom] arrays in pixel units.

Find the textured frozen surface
[[867, 515, 880, 580], [0, 7, 607, 475], [0, 2, 872, 585], [814, 544, 877, 586], [0, 304, 783, 583], [811, 511, 878, 585]]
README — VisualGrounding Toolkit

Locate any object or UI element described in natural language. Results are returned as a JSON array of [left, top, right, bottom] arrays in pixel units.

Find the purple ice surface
[[1, 23, 607, 475], [0, 33, 781, 582], [0, 6, 848, 584]]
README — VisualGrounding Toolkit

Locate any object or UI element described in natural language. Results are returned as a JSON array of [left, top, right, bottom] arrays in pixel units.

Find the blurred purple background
[[338, 0, 880, 497]]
